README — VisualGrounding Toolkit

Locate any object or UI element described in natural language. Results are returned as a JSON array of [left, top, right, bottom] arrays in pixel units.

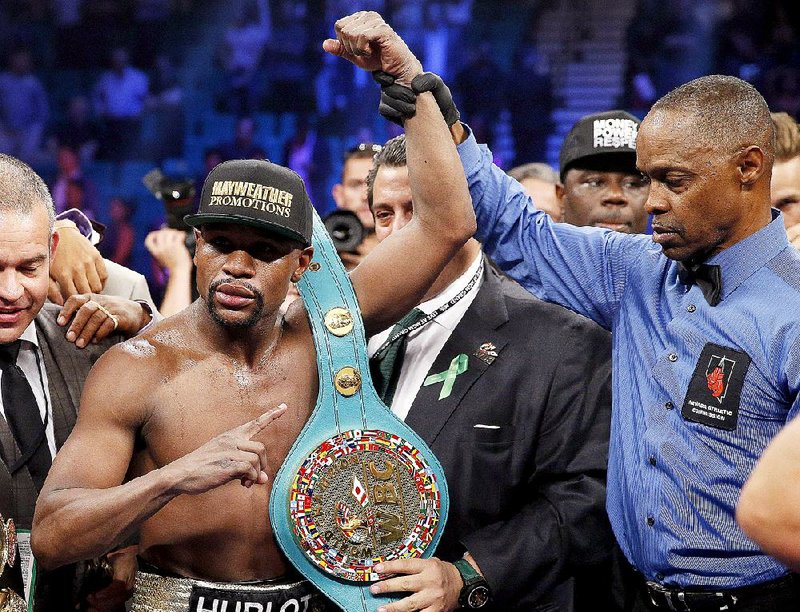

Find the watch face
[[467, 585, 491, 608]]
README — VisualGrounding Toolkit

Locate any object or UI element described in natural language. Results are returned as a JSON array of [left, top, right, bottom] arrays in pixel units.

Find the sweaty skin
[[121, 301, 319, 579]]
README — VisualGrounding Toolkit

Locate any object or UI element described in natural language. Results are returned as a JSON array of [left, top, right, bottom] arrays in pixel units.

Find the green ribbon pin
[[423, 353, 469, 400]]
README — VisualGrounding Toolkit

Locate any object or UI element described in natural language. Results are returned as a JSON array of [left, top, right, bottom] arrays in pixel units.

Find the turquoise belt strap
[[270, 209, 450, 611]]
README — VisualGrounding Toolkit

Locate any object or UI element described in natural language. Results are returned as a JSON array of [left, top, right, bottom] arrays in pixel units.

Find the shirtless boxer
[[30, 12, 475, 611]]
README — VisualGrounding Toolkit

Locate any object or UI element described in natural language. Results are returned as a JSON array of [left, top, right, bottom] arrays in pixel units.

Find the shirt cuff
[[56, 208, 94, 239], [134, 299, 160, 332], [455, 123, 484, 176]]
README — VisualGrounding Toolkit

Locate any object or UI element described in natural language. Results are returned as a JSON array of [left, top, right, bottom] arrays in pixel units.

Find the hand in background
[[144, 228, 192, 272], [49, 221, 108, 305], [57, 294, 152, 347]]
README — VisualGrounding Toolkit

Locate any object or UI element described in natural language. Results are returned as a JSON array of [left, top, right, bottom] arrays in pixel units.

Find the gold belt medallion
[[289, 429, 442, 582]]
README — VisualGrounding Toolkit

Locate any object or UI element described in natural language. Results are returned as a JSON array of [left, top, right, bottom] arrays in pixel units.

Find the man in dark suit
[[366, 135, 613, 611], [0, 153, 152, 610]]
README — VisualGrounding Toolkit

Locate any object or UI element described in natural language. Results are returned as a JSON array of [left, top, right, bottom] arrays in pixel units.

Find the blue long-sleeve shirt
[[457, 129, 800, 588]]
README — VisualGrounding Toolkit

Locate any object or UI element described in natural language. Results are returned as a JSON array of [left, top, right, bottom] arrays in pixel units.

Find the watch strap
[[453, 558, 482, 585]]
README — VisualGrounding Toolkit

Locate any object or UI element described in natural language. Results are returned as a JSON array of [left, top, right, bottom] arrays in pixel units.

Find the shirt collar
[[417, 252, 484, 330], [19, 320, 40, 349], [705, 209, 788, 301]]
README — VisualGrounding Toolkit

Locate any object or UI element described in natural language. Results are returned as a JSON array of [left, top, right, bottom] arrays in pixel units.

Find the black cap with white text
[[559, 110, 641, 181], [185, 159, 313, 246]]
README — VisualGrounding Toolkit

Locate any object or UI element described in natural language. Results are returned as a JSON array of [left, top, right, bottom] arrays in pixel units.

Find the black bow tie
[[677, 263, 723, 306]]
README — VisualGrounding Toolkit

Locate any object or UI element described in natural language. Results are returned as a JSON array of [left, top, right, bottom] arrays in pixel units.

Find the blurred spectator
[[195, 147, 224, 208], [217, 0, 270, 115], [771, 112, 800, 230], [454, 44, 506, 131], [715, 0, 772, 82], [0, 47, 49, 164], [764, 66, 800, 120], [51, 144, 99, 216], [144, 53, 186, 160], [219, 115, 266, 161], [508, 162, 561, 222], [284, 116, 329, 210], [331, 142, 381, 269], [133, 0, 174, 67], [63, 178, 97, 220], [99, 197, 136, 268], [47, 95, 101, 162], [628, 0, 718, 98], [262, 0, 318, 113], [92, 46, 149, 160], [52, 0, 85, 67], [507, 45, 552, 166], [332, 142, 379, 230]]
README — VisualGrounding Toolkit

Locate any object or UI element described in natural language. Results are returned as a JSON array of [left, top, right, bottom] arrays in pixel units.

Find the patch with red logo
[[681, 343, 751, 431]]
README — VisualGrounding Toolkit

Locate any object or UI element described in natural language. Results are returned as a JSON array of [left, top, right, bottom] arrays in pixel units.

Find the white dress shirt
[[0, 322, 57, 459], [368, 252, 484, 421]]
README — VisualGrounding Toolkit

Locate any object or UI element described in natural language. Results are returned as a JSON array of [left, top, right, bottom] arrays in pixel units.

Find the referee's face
[[637, 109, 759, 263], [0, 206, 55, 344]]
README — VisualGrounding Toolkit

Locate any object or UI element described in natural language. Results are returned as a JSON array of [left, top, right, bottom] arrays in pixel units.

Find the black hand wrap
[[372, 70, 416, 126], [410, 72, 460, 126], [372, 70, 460, 126]]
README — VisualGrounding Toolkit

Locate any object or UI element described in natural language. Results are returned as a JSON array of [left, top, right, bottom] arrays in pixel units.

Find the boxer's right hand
[[322, 11, 422, 86], [165, 404, 288, 494]]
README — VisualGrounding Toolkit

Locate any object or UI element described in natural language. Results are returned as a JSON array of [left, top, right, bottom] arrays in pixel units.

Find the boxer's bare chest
[[138, 333, 319, 473]]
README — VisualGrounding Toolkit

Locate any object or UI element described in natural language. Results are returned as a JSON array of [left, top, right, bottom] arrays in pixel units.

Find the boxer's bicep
[[48, 344, 151, 493]]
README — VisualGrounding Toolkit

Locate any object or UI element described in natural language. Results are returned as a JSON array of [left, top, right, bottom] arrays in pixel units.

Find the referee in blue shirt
[[453, 75, 800, 611], [376, 70, 800, 609]]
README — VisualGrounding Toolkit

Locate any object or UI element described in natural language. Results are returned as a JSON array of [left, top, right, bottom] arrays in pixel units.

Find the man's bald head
[[638, 76, 775, 262], [648, 75, 775, 166], [0, 153, 55, 232]]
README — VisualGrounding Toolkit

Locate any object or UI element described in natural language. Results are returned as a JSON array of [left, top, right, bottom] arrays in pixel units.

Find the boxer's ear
[[291, 246, 315, 283]]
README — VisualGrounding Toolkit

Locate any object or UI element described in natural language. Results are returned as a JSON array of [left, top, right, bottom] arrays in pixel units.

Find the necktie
[[677, 262, 723, 306], [0, 341, 51, 490], [370, 308, 427, 406]]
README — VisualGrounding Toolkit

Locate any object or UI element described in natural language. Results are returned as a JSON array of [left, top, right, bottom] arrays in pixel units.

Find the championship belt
[[0, 515, 26, 612], [270, 210, 450, 610]]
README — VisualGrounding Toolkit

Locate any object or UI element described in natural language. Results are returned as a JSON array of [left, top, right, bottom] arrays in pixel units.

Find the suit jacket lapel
[[405, 260, 509, 444], [35, 314, 79, 450]]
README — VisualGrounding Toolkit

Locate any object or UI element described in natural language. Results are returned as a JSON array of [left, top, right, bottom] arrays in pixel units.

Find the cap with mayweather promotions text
[[559, 110, 641, 181], [184, 159, 313, 246]]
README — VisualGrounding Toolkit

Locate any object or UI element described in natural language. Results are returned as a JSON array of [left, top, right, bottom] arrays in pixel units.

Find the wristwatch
[[454, 558, 492, 609]]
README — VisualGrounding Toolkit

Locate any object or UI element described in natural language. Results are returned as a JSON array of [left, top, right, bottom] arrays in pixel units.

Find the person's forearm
[[738, 415, 800, 570], [404, 92, 475, 245], [32, 465, 182, 569], [159, 264, 193, 317]]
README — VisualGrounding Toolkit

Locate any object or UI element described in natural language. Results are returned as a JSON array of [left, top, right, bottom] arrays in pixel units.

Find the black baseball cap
[[185, 159, 313, 246], [559, 110, 641, 181]]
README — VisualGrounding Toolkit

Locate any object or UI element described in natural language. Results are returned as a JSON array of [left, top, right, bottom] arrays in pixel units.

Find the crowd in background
[[0, 0, 799, 306]]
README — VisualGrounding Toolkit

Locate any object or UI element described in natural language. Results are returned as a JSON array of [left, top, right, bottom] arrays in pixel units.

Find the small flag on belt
[[352, 476, 369, 507]]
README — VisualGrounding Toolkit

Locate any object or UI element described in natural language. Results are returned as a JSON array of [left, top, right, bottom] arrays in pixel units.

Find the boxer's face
[[195, 223, 312, 329], [0, 207, 56, 344]]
